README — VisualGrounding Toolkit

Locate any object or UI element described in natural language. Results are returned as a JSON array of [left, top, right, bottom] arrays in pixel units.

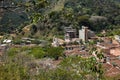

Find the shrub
[[29, 47, 45, 59], [7, 48, 19, 57], [45, 47, 64, 60]]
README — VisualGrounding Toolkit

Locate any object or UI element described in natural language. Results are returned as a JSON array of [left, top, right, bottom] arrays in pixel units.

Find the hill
[[0, 0, 120, 37]]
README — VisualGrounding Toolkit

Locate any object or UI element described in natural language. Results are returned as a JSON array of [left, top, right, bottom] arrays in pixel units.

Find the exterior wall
[[85, 27, 88, 41], [79, 29, 85, 41], [64, 27, 76, 41], [79, 27, 88, 42], [88, 30, 95, 38], [65, 33, 70, 42]]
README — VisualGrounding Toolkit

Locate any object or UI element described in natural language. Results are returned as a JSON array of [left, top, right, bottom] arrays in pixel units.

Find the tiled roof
[[65, 48, 90, 57], [110, 59, 120, 67], [96, 43, 119, 49], [103, 63, 113, 71], [103, 63, 120, 77], [105, 67, 120, 77], [110, 47, 120, 56]]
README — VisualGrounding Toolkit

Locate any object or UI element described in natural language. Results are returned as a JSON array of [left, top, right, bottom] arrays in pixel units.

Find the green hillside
[[0, 0, 120, 37], [0, 10, 28, 33]]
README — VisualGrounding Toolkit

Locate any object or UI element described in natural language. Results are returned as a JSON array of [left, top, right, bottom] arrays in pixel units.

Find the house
[[52, 37, 64, 47], [110, 47, 120, 56], [96, 42, 119, 54], [102, 54, 120, 77], [103, 63, 120, 77], [101, 37, 112, 44], [64, 44, 90, 57]]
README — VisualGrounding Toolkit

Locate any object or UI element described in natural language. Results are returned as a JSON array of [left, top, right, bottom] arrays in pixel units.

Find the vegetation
[[0, 0, 120, 38], [0, 53, 105, 80], [6, 46, 64, 60], [0, 0, 120, 80]]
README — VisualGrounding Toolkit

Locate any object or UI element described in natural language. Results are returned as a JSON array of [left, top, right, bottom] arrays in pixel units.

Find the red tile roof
[[103, 63, 120, 77]]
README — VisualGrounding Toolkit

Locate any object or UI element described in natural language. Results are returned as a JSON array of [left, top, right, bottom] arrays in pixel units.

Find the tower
[[79, 26, 88, 42]]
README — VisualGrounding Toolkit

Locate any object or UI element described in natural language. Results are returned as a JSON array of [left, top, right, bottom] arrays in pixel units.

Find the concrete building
[[79, 26, 95, 42], [79, 26, 88, 42], [64, 27, 76, 42]]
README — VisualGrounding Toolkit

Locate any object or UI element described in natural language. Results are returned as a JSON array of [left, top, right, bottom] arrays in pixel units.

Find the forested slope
[[0, 0, 119, 37]]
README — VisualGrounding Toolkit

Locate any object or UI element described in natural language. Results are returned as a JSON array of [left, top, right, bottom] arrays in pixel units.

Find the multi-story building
[[79, 26, 88, 42], [79, 26, 95, 42], [64, 27, 76, 42]]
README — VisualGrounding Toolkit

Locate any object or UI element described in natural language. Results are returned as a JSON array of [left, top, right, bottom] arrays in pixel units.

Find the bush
[[29, 47, 45, 59], [7, 48, 19, 57], [45, 47, 64, 60]]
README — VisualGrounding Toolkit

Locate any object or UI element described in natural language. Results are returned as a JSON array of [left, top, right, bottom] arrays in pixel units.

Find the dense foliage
[[0, 51, 105, 80], [0, 0, 120, 37], [7, 46, 64, 60]]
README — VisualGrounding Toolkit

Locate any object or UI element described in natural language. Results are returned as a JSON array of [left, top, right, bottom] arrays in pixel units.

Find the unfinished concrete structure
[[79, 26, 95, 42], [64, 27, 76, 42], [79, 26, 88, 42]]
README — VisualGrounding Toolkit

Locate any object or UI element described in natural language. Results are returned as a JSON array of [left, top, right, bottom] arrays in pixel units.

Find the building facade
[[79, 26, 88, 42], [64, 27, 76, 42], [79, 26, 95, 42]]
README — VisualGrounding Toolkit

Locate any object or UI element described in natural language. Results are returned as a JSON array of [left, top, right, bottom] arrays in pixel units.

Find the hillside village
[[0, 0, 120, 80], [0, 26, 120, 78], [51, 26, 120, 77]]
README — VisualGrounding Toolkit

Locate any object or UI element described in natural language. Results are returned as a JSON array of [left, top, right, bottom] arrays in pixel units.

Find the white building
[[79, 26, 95, 42], [79, 26, 88, 42]]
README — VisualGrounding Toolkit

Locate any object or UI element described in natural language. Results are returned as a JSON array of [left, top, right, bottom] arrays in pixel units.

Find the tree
[[46, 47, 64, 60], [59, 56, 105, 80], [24, 0, 48, 23]]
